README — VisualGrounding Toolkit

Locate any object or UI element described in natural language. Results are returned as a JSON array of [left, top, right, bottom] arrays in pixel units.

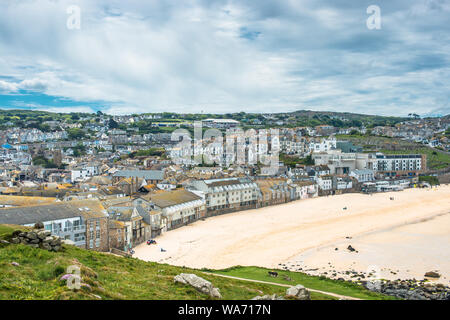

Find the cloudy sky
[[0, 0, 449, 116]]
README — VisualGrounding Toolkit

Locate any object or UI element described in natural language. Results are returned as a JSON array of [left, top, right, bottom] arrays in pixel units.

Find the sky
[[0, 0, 449, 116]]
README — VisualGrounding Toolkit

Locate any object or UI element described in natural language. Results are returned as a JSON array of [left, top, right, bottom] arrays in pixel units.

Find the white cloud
[[0, 80, 19, 93], [0, 0, 448, 116]]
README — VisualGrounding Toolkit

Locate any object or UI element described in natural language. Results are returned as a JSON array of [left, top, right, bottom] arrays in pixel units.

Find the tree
[[67, 128, 86, 140], [108, 118, 119, 129]]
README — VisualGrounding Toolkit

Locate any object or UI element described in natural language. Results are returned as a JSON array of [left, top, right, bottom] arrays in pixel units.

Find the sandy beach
[[134, 185, 450, 284]]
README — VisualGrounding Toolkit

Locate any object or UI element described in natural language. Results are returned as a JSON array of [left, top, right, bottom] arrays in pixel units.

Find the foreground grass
[[210, 266, 397, 300], [0, 225, 392, 300], [0, 226, 339, 300], [0, 225, 30, 241], [0, 244, 292, 300]]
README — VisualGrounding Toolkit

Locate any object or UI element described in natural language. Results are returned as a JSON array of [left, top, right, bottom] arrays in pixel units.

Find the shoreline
[[134, 185, 450, 285]]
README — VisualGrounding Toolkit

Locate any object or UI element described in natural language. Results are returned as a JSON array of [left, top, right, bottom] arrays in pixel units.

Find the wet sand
[[134, 185, 450, 284]]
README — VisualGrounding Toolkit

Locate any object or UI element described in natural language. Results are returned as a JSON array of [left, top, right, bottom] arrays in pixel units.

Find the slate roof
[[150, 189, 201, 208], [0, 199, 108, 225], [113, 170, 164, 180]]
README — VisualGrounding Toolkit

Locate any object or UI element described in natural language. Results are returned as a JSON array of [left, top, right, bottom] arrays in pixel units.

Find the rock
[[251, 294, 285, 300], [26, 232, 38, 240], [11, 262, 20, 267], [286, 285, 311, 300], [34, 222, 44, 229], [12, 230, 22, 237], [0, 240, 9, 244], [40, 243, 52, 251], [347, 245, 356, 252], [174, 273, 222, 299], [37, 230, 51, 239], [50, 238, 61, 246], [11, 238, 20, 244], [43, 236, 53, 243], [424, 271, 440, 279]]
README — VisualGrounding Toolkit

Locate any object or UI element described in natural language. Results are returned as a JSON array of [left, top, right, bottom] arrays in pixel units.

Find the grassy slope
[[0, 225, 390, 300]]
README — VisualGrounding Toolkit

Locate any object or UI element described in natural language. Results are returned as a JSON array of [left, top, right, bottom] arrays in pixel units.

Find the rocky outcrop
[[424, 271, 440, 279], [286, 285, 311, 300], [251, 294, 285, 300], [10, 228, 63, 252], [174, 273, 222, 299], [362, 279, 450, 300]]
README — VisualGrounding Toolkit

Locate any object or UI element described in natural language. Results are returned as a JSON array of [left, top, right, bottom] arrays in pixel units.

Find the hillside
[[0, 225, 393, 300]]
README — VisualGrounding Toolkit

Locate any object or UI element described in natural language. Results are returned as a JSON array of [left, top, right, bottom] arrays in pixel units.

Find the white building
[[372, 154, 424, 176], [188, 177, 259, 213], [202, 119, 240, 129], [309, 137, 337, 154], [350, 169, 375, 182], [317, 175, 333, 191]]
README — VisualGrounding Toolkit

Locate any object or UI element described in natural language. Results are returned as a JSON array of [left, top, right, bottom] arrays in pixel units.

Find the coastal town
[[0, 110, 449, 256], [1, 0, 450, 308]]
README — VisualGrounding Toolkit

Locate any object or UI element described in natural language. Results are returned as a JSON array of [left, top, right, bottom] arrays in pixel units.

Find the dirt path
[[202, 272, 362, 300]]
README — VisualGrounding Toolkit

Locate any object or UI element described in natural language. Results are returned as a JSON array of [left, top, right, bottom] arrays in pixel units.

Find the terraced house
[[149, 189, 206, 231], [188, 178, 259, 216], [372, 154, 426, 177], [256, 179, 291, 207]]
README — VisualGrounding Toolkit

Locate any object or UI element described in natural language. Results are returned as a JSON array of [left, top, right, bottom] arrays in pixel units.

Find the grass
[[0, 245, 289, 300], [0, 225, 31, 241], [0, 225, 394, 300], [209, 266, 397, 300], [0, 225, 337, 300]]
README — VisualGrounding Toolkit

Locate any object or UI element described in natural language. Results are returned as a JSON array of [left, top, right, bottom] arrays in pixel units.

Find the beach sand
[[134, 185, 450, 284]]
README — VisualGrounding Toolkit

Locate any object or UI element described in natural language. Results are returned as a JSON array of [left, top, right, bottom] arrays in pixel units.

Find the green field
[[210, 266, 396, 300], [0, 225, 393, 300]]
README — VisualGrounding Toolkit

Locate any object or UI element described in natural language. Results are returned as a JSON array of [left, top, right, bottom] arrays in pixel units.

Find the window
[[74, 233, 85, 242]]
